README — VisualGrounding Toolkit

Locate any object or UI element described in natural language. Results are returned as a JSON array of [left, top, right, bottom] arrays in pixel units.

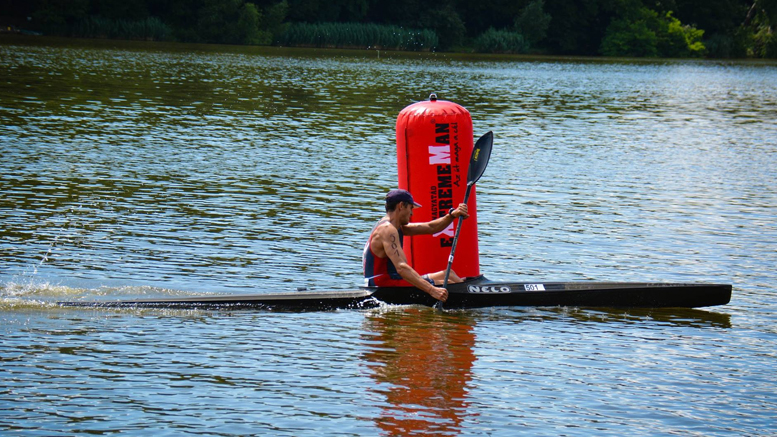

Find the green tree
[[456, 0, 524, 37], [237, 2, 267, 44], [600, 0, 705, 57], [514, 0, 551, 46], [672, 0, 747, 57], [600, 6, 659, 57], [30, 0, 90, 34], [673, 0, 744, 36], [285, 0, 367, 22], [91, 0, 149, 21], [362, 0, 464, 49], [543, 0, 617, 55], [415, 4, 466, 50], [197, 0, 242, 43], [762, 0, 777, 24], [738, 0, 777, 58], [263, 0, 289, 41], [658, 12, 705, 57]]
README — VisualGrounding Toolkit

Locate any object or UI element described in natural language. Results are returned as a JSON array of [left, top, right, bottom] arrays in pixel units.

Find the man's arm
[[404, 203, 469, 236], [378, 225, 448, 301]]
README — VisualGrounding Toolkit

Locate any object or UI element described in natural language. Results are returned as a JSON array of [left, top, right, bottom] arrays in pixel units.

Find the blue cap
[[385, 189, 422, 208]]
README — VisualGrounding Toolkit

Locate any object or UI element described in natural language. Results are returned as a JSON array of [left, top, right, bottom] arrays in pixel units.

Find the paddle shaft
[[442, 183, 473, 287], [433, 182, 474, 309]]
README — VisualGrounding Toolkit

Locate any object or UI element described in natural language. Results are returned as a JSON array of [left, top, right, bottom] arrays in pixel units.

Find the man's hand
[[428, 285, 448, 302], [451, 203, 469, 219]]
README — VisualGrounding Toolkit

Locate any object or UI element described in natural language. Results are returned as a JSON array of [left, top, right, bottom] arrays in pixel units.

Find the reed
[[473, 28, 529, 54], [277, 22, 438, 51]]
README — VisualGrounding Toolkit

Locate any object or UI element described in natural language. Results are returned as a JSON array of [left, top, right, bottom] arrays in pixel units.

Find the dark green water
[[1, 37, 776, 435]]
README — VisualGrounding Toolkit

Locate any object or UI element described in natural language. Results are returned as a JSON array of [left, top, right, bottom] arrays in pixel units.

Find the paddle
[[434, 131, 494, 310]]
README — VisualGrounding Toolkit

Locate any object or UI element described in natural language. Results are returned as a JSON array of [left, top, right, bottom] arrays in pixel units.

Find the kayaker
[[363, 189, 469, 302]]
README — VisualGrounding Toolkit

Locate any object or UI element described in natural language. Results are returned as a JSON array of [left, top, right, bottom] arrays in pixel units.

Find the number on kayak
[[524, 284, 546, 291]]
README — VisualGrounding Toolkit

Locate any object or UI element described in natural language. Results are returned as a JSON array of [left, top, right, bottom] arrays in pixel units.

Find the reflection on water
[[362, 308, 477, 435], [531, 306, 733, 329]]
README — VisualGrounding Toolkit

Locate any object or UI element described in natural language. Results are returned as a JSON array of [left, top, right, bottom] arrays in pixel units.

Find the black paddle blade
[[467, 131, 493, 185]]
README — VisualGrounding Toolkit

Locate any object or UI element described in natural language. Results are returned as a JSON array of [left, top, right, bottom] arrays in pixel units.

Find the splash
[[0, 278, 208, 309], [0, 280, 78, 311]]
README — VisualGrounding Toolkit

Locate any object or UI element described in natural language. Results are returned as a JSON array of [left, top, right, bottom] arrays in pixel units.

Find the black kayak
[[58, 276, 732, 311]]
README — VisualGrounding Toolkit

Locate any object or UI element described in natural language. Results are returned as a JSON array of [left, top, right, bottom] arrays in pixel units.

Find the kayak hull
[[373, 278, 732, 309], [59, 276, 732, 310]]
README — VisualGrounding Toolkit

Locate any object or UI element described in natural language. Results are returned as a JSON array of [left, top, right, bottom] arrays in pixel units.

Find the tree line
[[3, 0, 776, 58]]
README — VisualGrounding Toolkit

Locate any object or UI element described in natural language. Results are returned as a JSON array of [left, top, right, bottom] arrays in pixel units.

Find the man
[[363, 189, 469, 302]]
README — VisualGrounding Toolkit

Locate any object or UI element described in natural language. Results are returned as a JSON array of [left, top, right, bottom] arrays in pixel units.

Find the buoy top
[[398, 98, 470, 119], [429, 93, 438, 101]]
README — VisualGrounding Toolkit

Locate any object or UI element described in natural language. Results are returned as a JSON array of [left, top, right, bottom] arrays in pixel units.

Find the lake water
[[1, 37, 776, 435]]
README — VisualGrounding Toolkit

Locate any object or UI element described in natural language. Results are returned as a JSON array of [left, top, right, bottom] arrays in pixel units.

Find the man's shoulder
[[374, 220, 398, 236]]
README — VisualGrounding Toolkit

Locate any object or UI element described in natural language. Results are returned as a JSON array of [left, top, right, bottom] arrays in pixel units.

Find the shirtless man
[[363, 189, 469, 302]]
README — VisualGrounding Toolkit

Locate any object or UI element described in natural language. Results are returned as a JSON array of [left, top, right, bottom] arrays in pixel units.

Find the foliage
[[658, 12, 705, 58], [600, 2, 705, 58], [72, 16, 171, 41], [237, 3, 269, 45], [30, 0, 90, 35], [276, 22, 439, 51], [750, 7, 777, 58], [600, 11, 658, 57], [455, 0, 525, 38], [7, 0, 777, 58], [263, 1, 290, 40], [196, 0, 242, 44], [410, 5, 466, 50], [285, 0, 369, 23], [543, 0, 616, 55], [473, 28, 530, 54], [704, 33, 746, 58], [514, 0, 551, 46], [173, 0, 287, 45], [753, 26, 777, 58]]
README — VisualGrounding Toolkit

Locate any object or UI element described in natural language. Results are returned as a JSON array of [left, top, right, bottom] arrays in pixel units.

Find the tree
[[543, 0, 617, 55], [671, 0, 747, 57], [761, 0, 777, 24], [91, 0, 149, 21], [200, 0, 243, 43], [600, 6, 659, 57], [263, 0, 289, 40], [748, 0, 777, 58], [514, 0, 552, 46], [285, 0, 367, 22], [237, 2, 267, 44], [30, 0, 90, 34], [361, 0, 463, 49], [600, 1, 706, 57], [658, 12, 705, 57], [415, 5, 465, 49], [455, 0, 525, 37]]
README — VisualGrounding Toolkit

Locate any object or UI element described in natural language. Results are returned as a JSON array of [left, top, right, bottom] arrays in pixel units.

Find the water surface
[[1, 38, 776, 435]]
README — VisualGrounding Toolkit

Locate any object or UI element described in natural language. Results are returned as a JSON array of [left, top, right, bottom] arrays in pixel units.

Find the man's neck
[[385, 212, 402, 230]]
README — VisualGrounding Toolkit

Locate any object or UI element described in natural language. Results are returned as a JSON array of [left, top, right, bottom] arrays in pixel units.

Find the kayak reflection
[[362, 308, 477, 436]]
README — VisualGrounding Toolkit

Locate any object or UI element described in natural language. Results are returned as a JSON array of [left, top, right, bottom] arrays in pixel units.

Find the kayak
[[58, 276, 732, 310]]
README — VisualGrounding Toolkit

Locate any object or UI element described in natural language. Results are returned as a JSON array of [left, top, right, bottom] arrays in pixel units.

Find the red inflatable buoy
[[395, 94, 480, 279]]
